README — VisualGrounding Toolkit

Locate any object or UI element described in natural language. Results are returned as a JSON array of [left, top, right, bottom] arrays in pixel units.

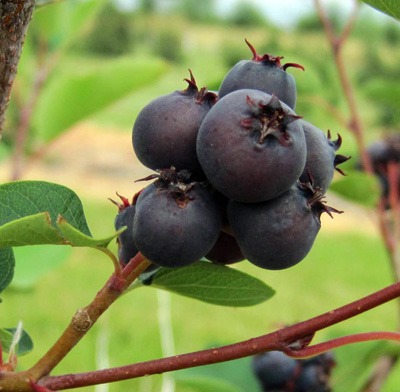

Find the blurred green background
[[0, 0, 399, 391]]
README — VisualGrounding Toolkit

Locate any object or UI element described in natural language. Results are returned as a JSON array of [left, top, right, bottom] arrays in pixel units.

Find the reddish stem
[[31, 281, 400, 391], [284, 331, 400, 358], [315, 1, 400, 389], [314, 0, 373, 175], [26, 254, 150, 382], [10, 39, 49, 181], [388, 163, 400, 277]]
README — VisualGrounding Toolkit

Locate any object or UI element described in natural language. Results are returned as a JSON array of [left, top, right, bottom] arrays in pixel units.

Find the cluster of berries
[[114, 40, 349, 270], [252, 351, 336, 392]]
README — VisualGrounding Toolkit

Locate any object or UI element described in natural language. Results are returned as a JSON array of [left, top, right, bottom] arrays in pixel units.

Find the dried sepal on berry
[[327, 130, 351, 175], [241, 94, 302, 145], [181, 69, 218, 105], [299, 169, 343, 219], [245, 39, 305, 72], [136, 167, 197, 209]]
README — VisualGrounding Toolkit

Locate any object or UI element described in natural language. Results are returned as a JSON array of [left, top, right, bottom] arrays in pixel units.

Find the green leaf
[[0, 248, 15, 294], [147, 261, 275, 307], [0, 182, 120, 249], [34, 57, 166, 142], [0, 181, 91, 235], [32, 0, 105, 51], [0, 328, 34, 356], [0, 213, 63, 248], [174, 375, 244, 392], [0, 214, 119, 249], [329, 172, 381, 207], [362, 0, 400, 20], [57, 218, 122, 248]]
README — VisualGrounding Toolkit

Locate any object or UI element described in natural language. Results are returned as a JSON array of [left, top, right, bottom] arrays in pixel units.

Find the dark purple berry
[[219, 40, 305, 109], [112, 194, 139, 266], [295, 365, 331, 392], [365, 135, 400, 202], [368, 134, 400, 166], [132, 168, 221, 268], [206, 231, 244, 265], [132, 71, 217, 173], [196, 89, 306, 203], [302, 352, 336, 374], [299, 121, 350, 193], [252, 351, 298, 390], [228, 178, 342, 270]]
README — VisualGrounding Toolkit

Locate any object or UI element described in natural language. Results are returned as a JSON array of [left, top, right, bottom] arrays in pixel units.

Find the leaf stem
[[283, 331, 400, 358], [96, 248, 122, 278]]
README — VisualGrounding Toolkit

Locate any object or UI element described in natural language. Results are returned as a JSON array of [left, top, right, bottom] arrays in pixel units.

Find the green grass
[[1, 197, 398, 392]]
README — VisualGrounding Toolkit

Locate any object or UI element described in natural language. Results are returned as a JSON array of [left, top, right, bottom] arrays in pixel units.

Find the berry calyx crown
[[245, 39, 305, 72], [327, 130, 351, 176], [109, 191, 142, 212], [299, 169, 343, 219], [181, 69, 218, 106], [137, 167, 196, 209], [241, 95, 302, 146]]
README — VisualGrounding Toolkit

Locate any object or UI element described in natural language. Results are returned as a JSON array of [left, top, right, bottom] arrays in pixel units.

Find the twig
[[361, 355, 398, 392], [26, 253, 151, 381], [314, 0, 373, 175], [337, 1, 360, 48], [10, 66, 49, 181], [10, 41, 61, 181], [31, 281, 400, 391], [302, 96, 349, 130], [387, 163, 400, 268], [0, 280, 400, 392], [0, 0, 36, 136], [284, 331, 400, 358], [315, 1, 400, 389]]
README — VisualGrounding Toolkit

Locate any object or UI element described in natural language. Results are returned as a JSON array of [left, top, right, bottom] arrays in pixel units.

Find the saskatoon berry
[[252, 351, 298, 390], [132, 70, 217, 174], [206, 231, 244, 265], [112, 193, 161, 274], [219, 40, 304, 109], [196, 89, 306, 203], [299, 121, 350, 194], [367, 140, 391, 169], [302, 351, 336, 374], [132, 169, 221, 268], [228, 180, 341, 270], [366, 134, 400, 173], [364, 135, 400, 202], [112, 194, 139, 267], [370, 134, 400, 164], [295, 365, 330, 392]]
